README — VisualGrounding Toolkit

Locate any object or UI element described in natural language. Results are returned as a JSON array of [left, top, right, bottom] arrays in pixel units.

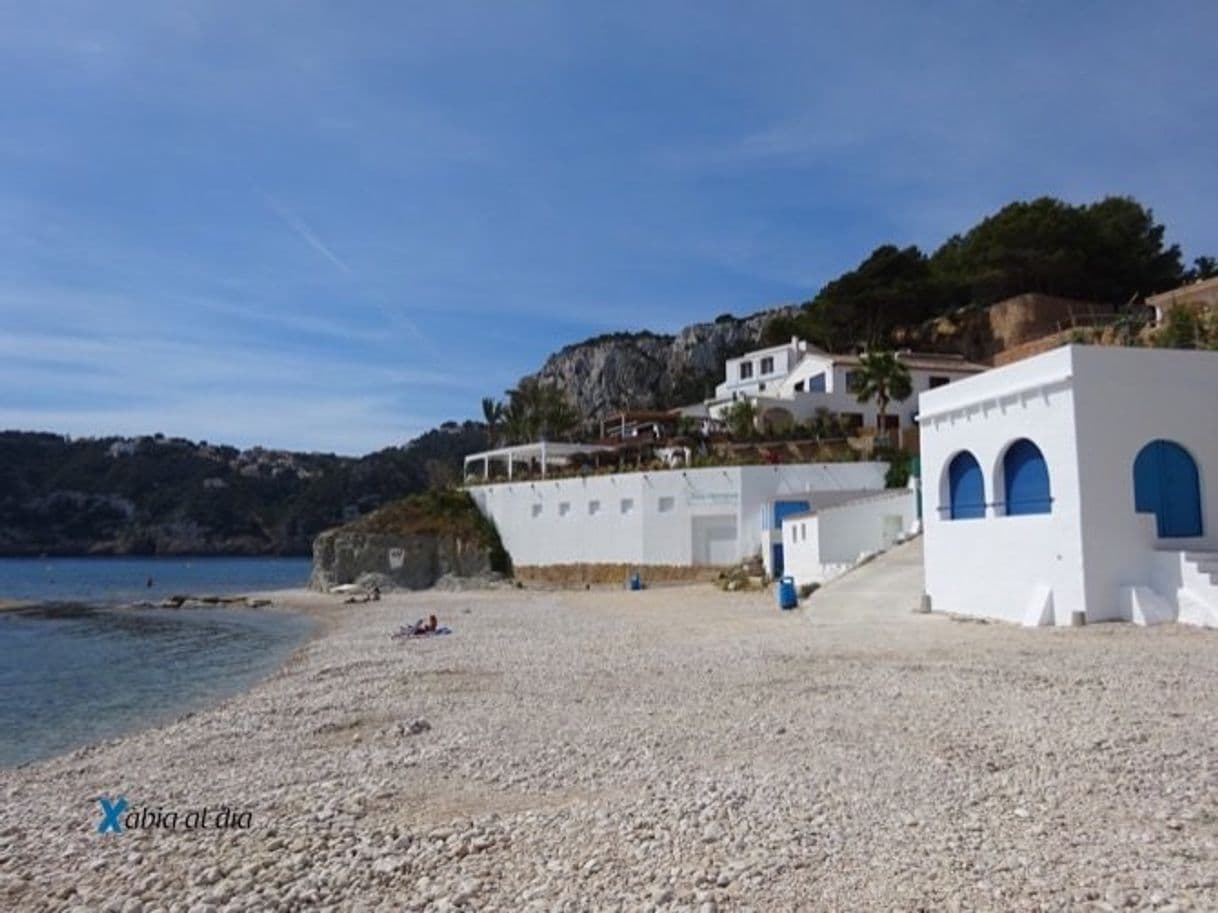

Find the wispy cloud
[[259, 190, 352, 275]]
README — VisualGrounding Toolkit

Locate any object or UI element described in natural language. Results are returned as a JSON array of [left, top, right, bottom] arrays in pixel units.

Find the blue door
[[1004, 439, 1052, 515], [947, 451, 985, 519], [1134, 440, 1203, 537], [772, 543, 784, 577]]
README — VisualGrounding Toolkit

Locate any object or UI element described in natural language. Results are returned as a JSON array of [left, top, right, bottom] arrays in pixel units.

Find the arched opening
[[1002, 439, 1052, 515], [760, 407, 794, 434], [946, 451, 985, 520], [1133, 440, 1203, 538]]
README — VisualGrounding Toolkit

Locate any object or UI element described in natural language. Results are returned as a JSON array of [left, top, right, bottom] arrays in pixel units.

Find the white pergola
[[463, 442, 616, 481]]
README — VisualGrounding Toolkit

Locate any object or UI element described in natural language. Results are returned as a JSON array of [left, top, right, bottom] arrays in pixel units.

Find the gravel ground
[[2, 541, 1216, 912]]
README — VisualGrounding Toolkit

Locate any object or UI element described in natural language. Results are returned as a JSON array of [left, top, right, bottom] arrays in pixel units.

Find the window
[[588, 500, 600, 516], [806, 373, 826, 393], [1003, 439, 1051, 515], [946, 451, 985, 520], [929, 375, 950, 389], [558, 501, 571, 517], [839, 413, 864, 431], [620, 498, 634, 515], [658, 496, 674, 513], [845, 370, 862, 393], [1134, 440, 1202, 537], [760, 356, 774, 374], [739, 361, 754, 380], [531, 503, 542, 518]]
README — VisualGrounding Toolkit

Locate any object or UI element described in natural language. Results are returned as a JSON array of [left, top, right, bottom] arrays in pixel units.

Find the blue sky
[[2, 1, 1215, 454]]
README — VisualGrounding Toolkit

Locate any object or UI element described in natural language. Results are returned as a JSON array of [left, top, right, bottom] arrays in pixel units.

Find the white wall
[[780, 489, 917, 587], [468, 462, 888, 568], [714, 340, 805, 399], [918, 347, 1088, 625], [1068, 346, 1218, 620]]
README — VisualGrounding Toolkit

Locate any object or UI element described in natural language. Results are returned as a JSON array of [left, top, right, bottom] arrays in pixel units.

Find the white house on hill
[[919, 344, 1218, 628], [708, 338, 986, 433]]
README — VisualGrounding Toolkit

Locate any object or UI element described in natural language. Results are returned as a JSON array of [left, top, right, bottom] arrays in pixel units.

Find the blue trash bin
[[777, 576, 798, 610], [628, 573, 642, 591]]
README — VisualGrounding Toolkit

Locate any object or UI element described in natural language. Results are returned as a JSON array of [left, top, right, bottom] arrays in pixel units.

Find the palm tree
[[480, 397, 505, 447], [502, 378, 581, 443], [853, 351, 912, 445]]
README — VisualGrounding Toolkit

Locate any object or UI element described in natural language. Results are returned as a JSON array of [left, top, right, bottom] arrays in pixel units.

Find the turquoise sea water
[[0, 557, 314, 767]]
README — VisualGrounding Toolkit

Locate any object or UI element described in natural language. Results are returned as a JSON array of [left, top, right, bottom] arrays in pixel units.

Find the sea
[[0, 557, 315, 767]]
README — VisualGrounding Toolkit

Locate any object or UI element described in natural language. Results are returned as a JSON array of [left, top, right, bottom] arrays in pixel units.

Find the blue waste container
[[777, 576, 798, 610], [628, 573, 642, 591]]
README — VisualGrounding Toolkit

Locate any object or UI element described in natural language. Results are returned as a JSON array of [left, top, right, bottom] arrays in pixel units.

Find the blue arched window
[[1003, 439, 1052, 515], [1133, 440, 1203, 537], [947, 451, 985, 520]]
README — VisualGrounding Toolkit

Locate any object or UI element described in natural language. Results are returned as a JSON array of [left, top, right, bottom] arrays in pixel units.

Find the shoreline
[[2, 546, 1216, 909], [0, 587, 331, 771]]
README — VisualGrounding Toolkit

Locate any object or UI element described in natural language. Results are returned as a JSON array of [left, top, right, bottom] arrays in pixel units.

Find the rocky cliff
[[309, 490, 511, 591], [525, 306, 798, 417]]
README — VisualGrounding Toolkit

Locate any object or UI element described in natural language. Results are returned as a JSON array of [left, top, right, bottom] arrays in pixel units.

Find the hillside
[[0, 424, 488, 556]]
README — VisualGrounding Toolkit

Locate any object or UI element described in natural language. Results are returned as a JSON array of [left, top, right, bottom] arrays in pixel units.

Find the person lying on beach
[[390, 616, 452, 639]]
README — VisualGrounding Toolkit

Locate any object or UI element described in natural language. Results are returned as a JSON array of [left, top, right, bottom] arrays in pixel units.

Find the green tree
[[853, 351, 913, 442], [722, 400, 758, 440], [928, 196, 1183, 306], [1186, 255, 1217, 281], [1156, 307, 1204, 350], [805, 245, 950, 351]]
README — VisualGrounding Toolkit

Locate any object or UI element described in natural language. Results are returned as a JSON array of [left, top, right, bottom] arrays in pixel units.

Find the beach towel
[[390, 624, 453, 640]]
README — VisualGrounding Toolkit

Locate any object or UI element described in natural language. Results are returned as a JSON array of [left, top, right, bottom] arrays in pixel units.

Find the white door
[[691, 516, 738, 566]]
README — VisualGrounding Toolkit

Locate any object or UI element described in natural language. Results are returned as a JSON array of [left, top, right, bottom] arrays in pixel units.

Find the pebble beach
[[2, 541, 1216, 912]]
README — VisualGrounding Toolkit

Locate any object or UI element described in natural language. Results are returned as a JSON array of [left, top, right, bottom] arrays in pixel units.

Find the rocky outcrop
[[309, 490, 511, 592], [309, 529, 496, 591], [526, 307, 798, 417]]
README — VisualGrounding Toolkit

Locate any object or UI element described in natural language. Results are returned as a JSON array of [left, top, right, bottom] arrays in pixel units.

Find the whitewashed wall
[[780, 489, 917, 587], [468, 463, 887, 568], [919, 347, 1087, 625], [1068, 346, 1218, 620]]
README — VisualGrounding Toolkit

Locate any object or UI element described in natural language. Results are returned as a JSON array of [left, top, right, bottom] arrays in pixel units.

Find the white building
[[467, 462, 888, 570], [779, 488, 918, 587], [919, 344, 1218, 628], [708, 338, 986, 433]]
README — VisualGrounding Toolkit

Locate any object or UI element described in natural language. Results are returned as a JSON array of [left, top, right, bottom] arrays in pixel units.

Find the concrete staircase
[[1178, 551, 1218, 628]]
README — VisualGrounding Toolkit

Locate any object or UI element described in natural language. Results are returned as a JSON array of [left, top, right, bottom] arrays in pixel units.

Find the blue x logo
[[97, 796, 128, 834]]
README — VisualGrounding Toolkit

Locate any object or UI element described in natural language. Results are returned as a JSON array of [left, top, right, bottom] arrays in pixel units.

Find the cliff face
[[526, 307, 797, 417]]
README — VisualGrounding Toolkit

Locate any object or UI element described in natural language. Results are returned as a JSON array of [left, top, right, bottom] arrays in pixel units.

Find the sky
[[2, 1, 1216, 454]]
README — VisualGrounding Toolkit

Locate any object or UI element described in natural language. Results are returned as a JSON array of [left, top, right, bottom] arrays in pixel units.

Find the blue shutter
[[948, 452, 985, 520], [1134, 440, 1202, 537], [1004, 439, 1051, 515]]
